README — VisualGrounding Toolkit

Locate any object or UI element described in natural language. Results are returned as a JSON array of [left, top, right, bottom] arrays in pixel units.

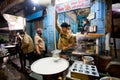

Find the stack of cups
[[51, 49, 61, 58]]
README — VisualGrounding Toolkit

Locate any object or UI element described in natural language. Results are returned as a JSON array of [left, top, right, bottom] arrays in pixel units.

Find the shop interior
[[0, 0, 120, 80]]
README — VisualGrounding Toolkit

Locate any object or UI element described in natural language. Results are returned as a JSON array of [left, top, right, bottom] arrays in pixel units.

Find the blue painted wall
[[90, 0, 106, 53], [26, 7, 55, 52], [26, 11, 43, 21], [91, 0, 106, 35], [42, 6, 55, 52], [26, 21, 35, 40], [26, 11, 43, 40]]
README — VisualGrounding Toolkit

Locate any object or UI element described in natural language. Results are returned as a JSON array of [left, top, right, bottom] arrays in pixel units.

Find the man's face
[[82, 20, 87, 25], [37, 29, 42, 35], [67, 27, 71, 33], [16, 33, 20, 37], [62, 27, 67, 32], [38, 30, 42, 34], [20, 34, 24, 38]]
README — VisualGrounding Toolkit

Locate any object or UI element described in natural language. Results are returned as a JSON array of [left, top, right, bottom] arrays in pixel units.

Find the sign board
[[3, 14, 26, 30], [55, 0, 91, 13]]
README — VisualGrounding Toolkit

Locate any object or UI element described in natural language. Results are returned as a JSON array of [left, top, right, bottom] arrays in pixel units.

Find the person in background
[[82, 18, 90, 34], [20, 31, 34, 69], [67, 24, 73, 34], [34, 28, 46, 59], [15, 32, 24, 70], [55, 11, 75, 59]]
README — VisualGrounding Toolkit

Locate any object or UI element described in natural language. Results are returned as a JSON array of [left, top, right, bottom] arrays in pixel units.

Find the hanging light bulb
[[31, 0, 39, 4], [32, 6, 36, 11], [39, 0, 51, 7]]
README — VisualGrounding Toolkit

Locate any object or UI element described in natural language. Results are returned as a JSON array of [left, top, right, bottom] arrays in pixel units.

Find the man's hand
[[63, 46, 68, 50], [37, 52, 41, 55], [55, 11, 61, 33], [55, 11, 58, 19]]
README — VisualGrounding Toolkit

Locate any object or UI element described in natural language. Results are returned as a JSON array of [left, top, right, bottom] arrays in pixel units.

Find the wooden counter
[[75, 33, 105, 37], [87, 33, 104, 37]]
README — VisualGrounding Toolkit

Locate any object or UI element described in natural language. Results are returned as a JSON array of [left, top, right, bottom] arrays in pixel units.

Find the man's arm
[[34, 36, 41, 55], [35, 45, 41, 55], [55, 11, 61, 33]]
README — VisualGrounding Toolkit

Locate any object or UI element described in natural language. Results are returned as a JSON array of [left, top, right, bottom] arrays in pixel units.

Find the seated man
[[55, 11, 75, 59]]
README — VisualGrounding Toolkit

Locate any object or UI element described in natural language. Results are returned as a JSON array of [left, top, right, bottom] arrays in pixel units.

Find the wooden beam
[[0, 0, 24, 14]]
